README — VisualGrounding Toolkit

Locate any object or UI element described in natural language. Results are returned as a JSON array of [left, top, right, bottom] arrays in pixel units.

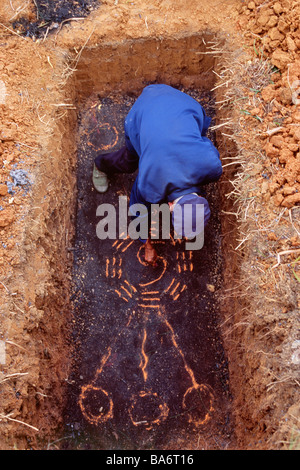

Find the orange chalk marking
[[129, 391, 169, 430], [141, 298, 160, 302], [79, 182, 215, 429], [124, 279, 137, 292], [120, 285, 132, 298], [170, 281, 180, 296], [165, 278, 175, 293], [139, 258, 167, 287], [182, 384, 215, 426], [138, 304, 160, 309], [115, 289, 129, 302], [140, 329, 149, 382], [79, 347, 114, 425], [85, 123, 119, 152], [142, 291, 159, 295], [79, 385, 114, 425], [121, 240, 134, 253]]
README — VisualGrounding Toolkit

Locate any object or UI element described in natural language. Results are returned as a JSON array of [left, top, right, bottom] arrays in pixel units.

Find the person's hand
[[144, 239, 158, 266], [168, 201, 175, 212]]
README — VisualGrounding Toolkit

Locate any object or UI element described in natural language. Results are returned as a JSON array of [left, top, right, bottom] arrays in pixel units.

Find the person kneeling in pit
[[92, 84, 222, 265]]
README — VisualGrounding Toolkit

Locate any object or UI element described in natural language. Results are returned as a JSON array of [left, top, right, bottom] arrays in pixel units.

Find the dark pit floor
[[62, 88, 233, 450]]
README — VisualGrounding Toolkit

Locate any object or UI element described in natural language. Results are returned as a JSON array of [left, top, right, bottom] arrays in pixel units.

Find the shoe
[[92, 164, 108, 193]]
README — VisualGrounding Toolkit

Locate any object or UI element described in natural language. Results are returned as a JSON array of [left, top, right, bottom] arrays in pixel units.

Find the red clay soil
[[0, 0, 299, 450]]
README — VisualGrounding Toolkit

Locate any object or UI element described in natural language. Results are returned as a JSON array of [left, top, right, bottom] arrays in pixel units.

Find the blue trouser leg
[[94, 134, 139, 176]]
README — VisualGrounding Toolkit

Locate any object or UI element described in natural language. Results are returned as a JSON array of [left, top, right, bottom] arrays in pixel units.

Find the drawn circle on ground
[[129, 391, 169, 429], [182, 384, 215, 426], [137, 245, 168, 287], [85, 122, 119, 152], [79, 384, 113, 425]]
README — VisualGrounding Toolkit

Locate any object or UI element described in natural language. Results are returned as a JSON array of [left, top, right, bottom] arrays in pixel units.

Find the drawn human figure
[[79, 238, 215, 430]]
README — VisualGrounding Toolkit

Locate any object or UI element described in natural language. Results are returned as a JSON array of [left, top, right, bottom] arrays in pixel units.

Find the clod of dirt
[[0, 184, 8, 196]]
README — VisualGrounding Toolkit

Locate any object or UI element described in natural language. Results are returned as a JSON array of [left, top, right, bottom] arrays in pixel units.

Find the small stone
[[0, 207, 15, 227], [278, 149, 294, 163], [277, 18, 290, 34], [264, 142, 279, 158], [286, 36, 296, 52], [271, 49, 291, 69], [267, 232, 277, 241], [288, 143, 299, 153], [269, 182, 280, 194], [206, 284, 215, 292], [292, 128, 300, 142], [282, 185, 297, 196], [281, 192, 300, 208], [273, 193, 284, 206], [0, 128, 15, 141], [279, 87, 293, 105], [293, 111, 300, 122], [273, 2, 282, 15], [269, 27, 284, 41], [261, 180, 269, 194], [270, 135, 285, 148], [267, 15, 278, 28], [257, 9, 272, 27], [290, 236, 300, 246], [261, 85, 276, 102], [10, 169, 30, 187], [0, 184, 7, 196]]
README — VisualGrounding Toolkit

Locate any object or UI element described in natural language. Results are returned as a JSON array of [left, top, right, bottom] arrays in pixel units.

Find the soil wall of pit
[[0, 45, 79, 447], [74, 34, 218, 102]]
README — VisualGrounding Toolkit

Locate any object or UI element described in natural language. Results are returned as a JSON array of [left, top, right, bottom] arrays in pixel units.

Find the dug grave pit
[[0, 31, 240, 450], [1, 1, 299, 450], [60, 33, 236, 449]]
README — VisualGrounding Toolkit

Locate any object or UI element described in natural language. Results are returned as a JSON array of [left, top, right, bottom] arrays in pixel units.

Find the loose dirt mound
[[218, 0, 300, 450], [0, 0, 299, 450], [238, 0, 300, 209]]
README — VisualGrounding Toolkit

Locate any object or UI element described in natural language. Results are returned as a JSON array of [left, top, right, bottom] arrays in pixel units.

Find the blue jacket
[[124, 84, 222, 207]]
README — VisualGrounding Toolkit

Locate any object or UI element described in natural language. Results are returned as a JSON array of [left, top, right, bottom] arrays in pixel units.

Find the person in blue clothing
[[93, 84, 222, 265]]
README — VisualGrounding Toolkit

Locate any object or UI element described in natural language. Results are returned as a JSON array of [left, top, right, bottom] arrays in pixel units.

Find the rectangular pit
[[9, 31, 241, 450], [58, 32, 238, 449]]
